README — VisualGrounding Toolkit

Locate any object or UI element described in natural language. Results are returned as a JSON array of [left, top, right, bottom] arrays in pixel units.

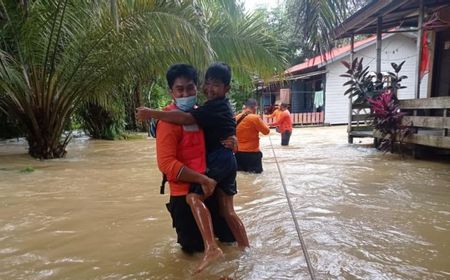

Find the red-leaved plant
[[342, 57, 412, 152], [367, 91, 412, 152]]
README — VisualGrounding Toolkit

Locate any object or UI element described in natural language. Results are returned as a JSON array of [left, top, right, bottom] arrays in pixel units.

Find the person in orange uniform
[[152, 64, 234, 273], [269, 103, 293, 146], [138, 64, 250, 270], [265, 104, 282, 127], [235, 98, 270, 173]]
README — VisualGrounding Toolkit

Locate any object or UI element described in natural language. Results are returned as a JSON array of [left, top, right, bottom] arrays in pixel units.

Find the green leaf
[[397, 60, 406, 72], [343, 80, 353, 86], [344, 88, 353, 95], [341, 60, 350, 69], [391, 62, 398, 72]]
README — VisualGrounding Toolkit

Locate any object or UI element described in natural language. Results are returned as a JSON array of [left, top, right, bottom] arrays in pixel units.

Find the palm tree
[[80, 0, 288, 140], [0, 0, 211, 158], [0, 0, 288, 158], [199, 0, 287, 82], [286, 0, 369, 55]]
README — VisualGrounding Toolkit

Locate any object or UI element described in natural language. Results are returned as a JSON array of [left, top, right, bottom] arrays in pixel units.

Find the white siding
[[324, 61, 351, 124], [324, 34, 428, 125]]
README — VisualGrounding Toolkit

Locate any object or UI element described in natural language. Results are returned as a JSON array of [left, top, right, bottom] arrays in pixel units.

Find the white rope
[[268, 133, 316, 280]]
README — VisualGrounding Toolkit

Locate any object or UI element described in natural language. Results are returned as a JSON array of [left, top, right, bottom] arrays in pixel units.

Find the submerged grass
[[121, 133, 147, 140], [19, 166, 35, 173]]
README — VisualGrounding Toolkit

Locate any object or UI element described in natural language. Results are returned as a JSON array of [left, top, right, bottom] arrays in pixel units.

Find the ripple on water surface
[[1, 126, 449, 279]]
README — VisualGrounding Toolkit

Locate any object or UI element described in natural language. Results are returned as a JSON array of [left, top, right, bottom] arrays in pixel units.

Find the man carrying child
[[136, 62, 249, 274]]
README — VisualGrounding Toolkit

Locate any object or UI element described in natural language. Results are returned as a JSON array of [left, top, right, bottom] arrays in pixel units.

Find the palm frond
[[0, 0, 213, 158], [205, 3, 288, 84], [286, 0, 351, 54]]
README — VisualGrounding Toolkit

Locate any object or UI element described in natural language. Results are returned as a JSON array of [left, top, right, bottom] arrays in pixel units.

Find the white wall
[[324, 34, 428, 125]]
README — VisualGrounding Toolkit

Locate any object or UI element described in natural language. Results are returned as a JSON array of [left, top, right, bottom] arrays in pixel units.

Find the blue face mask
[[175, 95, 197, 112]]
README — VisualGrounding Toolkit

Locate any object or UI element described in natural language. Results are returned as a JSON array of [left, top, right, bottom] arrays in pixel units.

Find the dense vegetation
[[0, 0, 375, 158], [0, 0, 287, 158], [256, 0, 371, 65]]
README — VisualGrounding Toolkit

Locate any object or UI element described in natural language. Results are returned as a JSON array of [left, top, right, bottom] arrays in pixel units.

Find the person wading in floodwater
[[235, 98, 270, 173], [137, 62, 249, 274], [269, 103, 293, 146], [265, 103, 282, 132], [137, 64, 236, 274]]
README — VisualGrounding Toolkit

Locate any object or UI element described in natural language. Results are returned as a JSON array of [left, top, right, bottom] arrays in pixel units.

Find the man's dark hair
[[205, 62, 231, 86], [166, 64, 198, 89], [245, 98, 258, 108], [280, 103, 289, 109]]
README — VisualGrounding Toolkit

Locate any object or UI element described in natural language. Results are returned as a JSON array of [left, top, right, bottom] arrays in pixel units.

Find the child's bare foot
[[193, 247, 223, 275]]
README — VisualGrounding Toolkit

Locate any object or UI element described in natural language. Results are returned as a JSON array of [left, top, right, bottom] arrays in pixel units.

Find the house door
[[432, 29, 450, 97]]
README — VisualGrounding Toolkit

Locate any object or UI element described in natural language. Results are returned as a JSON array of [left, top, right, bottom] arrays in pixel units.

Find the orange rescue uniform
[[156, 104, 206, 196], [272, 110, 293, 133], [235, 110, 270, 152], [266, 108, 282, 122]]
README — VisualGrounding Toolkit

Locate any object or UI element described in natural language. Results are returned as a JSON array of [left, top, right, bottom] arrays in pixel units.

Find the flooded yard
[[1, 125, 449, 279]]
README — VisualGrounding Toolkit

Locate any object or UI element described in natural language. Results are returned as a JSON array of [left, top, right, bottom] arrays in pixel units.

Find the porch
[[333, 0, 450, 151], [263, 111, 325, 126], [400, 96, 450, 149], [258, 71, 326, 126]]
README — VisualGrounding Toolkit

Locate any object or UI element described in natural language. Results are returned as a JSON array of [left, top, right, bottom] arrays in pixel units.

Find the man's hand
[[135, 106, 151, 122], [221, 135, 238, 153], [201, 176, 217, 198]]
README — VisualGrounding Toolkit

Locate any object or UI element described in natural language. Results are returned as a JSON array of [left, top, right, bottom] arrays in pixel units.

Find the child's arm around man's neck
[[141, 108, 197, 125]]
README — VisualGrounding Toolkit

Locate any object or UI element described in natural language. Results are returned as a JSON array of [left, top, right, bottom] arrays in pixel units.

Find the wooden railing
[[399, 96, 450, 149], [347, 102, 374, 143], [263, 112, 324, 126]]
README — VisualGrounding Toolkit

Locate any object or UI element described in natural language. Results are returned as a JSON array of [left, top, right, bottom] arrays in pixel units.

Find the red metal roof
[[285, 35, 378, 74]]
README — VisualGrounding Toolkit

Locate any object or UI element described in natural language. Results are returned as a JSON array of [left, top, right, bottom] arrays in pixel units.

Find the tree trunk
[[133, 81, 147, 132], [26, 134, 69, 159], [24, 108, 71, 159], [110, 0, 119, 31]]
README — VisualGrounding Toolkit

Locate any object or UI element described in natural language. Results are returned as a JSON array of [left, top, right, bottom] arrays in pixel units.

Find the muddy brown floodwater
[[1, 126, 449, 279]]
